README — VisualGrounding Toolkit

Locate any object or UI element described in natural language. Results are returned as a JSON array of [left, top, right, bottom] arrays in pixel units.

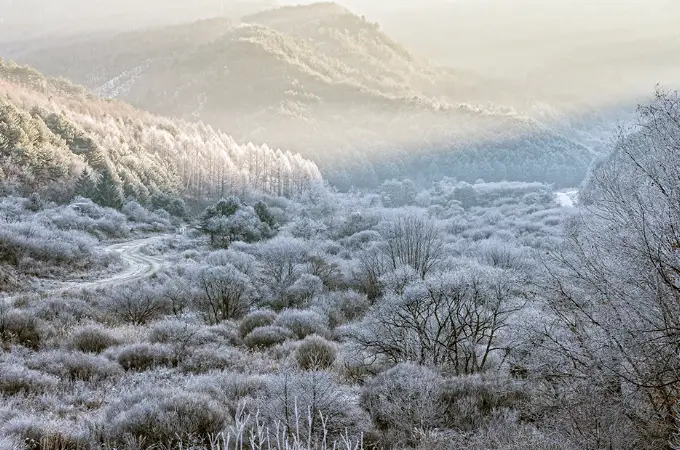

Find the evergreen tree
[[74, 168, 97, 199], [255, 200, 278, 235], [95, 167, 124, 210]]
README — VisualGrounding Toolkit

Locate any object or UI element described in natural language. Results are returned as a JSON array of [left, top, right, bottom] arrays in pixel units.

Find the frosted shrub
[[27, 350, 122, 382], [148, 318, 203, 346], [113, 343, 176, 371], [33, 295, 98, 327], [311, 290, 370, 329], [180, 346, 241, 374], [286, 274, 323, 308], [438, 374, 529, 432], [0, 364, 57, 395], [101, 282, 170, 325], [104, 390, 228, 447], [295, 335, 337, 371], [193, 264, 258, 323], [261, 370, 369, 445], [187, 372, 267, 416], [0, 307, 42, 350], [360, 363, 444, 443], [238, 309, 277, 338], [2, 418, 87, 450], [244, 326, 294, 349], [68, 325, 120, 353], [274, 309, 329, 339]]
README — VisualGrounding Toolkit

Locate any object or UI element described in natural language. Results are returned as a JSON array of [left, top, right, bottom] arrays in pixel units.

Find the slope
[[0, 59, 321, 208], [8, 2, 594, 189]]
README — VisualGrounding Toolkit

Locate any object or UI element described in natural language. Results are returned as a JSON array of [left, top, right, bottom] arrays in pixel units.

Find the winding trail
[[2, 236, 169, 301], [58, 236, 167, 292]]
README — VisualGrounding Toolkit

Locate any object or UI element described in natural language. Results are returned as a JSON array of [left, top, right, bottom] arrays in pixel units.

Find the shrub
[[439, 374, 529, 431], [274, 309, 329, 340], [27, 350, 122, 382], [192, 264, 257, 323], [311, 290, 370, 329], [0, 307, 42, 350], [0, 364, 57, 395], [261, 370, 369, 444], [286, 274, 323, 307], [244, 326, 294, 349], [147, 318, 203, 346], [187, 372, 267, 416], [113, 343, 176, 371], [68, 325, 120, 353], [360, 363, 445, 441], [180, 346, 237, 374], [33, 295, 98, 327], [295, 335, 337, 370], [2, 417, 87, 450], [239, 309, 277, 338], [104, 390, 228, 446], [101, 283, 170, 325]]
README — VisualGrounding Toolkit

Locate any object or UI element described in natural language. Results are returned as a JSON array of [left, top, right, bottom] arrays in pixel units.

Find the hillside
[[9, 2, 594, 189], [0, 58, 321, 208]]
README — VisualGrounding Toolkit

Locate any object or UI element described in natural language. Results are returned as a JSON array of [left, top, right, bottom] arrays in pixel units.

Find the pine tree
[[95, 167, 124, 210], [74, 168, 97, 199]]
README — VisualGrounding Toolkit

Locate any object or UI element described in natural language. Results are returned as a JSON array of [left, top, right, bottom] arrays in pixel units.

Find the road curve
[[57, 236, 167, 292], [1, 236, 168, 301]]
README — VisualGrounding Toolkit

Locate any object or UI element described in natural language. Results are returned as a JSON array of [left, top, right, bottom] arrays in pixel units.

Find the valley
[[0, 2, 679, 449]]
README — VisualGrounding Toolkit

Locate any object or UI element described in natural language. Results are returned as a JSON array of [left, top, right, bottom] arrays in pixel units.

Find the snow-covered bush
[[103, 389, 228, 446], [192, 263, 258, 323], [275, 309, 330, 339], [239, 309, 277, 338], [101, 282, 170, 325], [244, 325, 295, 349], [26, 350, 122, 382], [295, 335, 337, 370], [360, 363, 444, 445], [311, 290, 371, 329], [0, 307, 43, 350], [0, 363, 58, 395], [67, 324, 120, 353], [112, 343, 176, 371]]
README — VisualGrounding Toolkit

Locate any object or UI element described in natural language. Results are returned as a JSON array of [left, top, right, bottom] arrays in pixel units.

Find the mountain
[[0, 58, 321, 208], [8, 2, 594, 189]]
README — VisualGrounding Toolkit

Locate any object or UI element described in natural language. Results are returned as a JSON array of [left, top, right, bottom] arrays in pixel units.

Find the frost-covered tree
[[353, 264, 524, 374], [381, 213, 444, 279], [537, 89, 680, 448], [194, 264, 257, 323]]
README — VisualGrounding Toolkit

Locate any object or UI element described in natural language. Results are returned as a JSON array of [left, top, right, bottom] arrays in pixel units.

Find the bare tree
[[538, 89, 680, 448], [194, 264, 257, 324], [381, 213, 445, 279], [353, 265, 524, 375], [103, 282, 169, 325]]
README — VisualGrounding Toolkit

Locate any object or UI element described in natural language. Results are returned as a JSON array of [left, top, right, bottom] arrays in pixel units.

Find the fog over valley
[[0, 2, 679, 449]]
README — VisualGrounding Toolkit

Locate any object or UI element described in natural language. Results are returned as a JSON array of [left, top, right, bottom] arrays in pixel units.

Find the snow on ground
[[556, 189, 579, 207]]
